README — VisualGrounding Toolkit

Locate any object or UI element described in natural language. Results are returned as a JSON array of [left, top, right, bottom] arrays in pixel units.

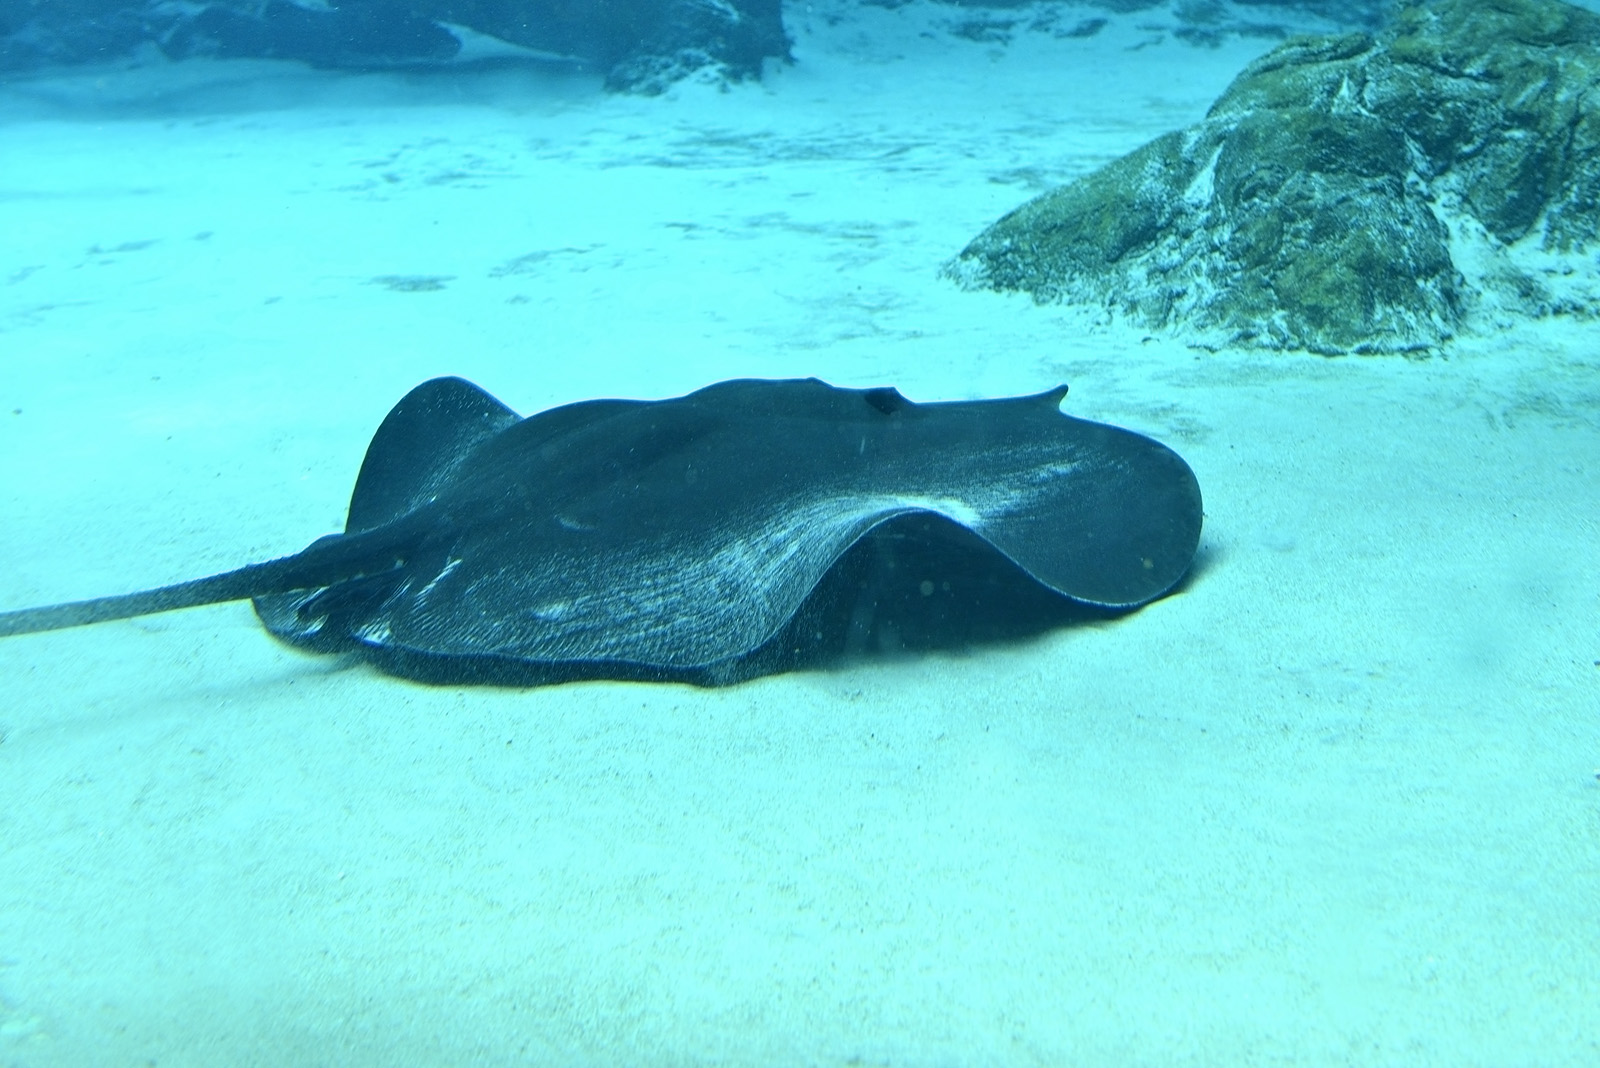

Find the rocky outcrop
[[946, 0, 1600, 354], [160, 1, 462, 68], [0, 0, 790, 93], [417, 0, 789, 92]]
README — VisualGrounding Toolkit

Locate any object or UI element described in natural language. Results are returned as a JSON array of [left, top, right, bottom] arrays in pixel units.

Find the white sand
[[1, 2, 1597, 1064]]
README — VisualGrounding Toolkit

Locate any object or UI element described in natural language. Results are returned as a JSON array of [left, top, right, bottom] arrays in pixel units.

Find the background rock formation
[[0, 0, 1403, 95], [947, 0, 1600, 353], [0, 0, 790, 92]]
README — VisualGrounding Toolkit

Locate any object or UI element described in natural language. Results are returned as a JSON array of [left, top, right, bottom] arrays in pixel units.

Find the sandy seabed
[[1, 2, 1597, 1064]]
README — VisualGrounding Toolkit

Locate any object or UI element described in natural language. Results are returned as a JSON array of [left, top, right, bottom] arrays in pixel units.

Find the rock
[[946, 0, 1600, 354], [0, 0, 791, 93], [408, 0, 790, 92], [161, 0, 462, 68]]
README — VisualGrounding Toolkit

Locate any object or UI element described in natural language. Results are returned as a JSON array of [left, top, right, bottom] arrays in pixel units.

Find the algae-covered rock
[[947, 0, 1600, 354]]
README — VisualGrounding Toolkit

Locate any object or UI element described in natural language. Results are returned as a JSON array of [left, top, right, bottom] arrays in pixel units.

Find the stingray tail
[[0, 561, 302, 637], [0, 524, 417, 639]]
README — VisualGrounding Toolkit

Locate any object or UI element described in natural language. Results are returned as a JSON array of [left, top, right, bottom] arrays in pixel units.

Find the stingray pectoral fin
[[0, 522, 419, 638], [979, 419, 1203, 608], [344, 376, 521, 533]]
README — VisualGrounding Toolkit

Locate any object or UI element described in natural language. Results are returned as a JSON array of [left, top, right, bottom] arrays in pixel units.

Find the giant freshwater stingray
[[0, 377, 1203, 684]]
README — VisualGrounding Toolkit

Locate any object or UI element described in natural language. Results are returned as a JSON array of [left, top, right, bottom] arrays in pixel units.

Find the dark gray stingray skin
[[0, 377, 1203, 683]]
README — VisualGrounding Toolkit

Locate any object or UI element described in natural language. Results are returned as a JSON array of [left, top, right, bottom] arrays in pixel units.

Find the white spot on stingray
[[530, 600, 573, 622], [357, 620, 393, 644], [415, 557, 462, 601]]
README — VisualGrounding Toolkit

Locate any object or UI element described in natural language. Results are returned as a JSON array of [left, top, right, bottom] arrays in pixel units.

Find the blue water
[[1, 1, 1597, 1065]]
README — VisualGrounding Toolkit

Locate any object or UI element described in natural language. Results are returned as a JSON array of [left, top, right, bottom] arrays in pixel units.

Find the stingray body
[[0, 377, 1203, 683]]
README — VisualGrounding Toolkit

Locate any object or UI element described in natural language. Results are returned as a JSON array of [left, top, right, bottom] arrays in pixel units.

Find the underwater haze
[[1, 1, 1598, 1064]]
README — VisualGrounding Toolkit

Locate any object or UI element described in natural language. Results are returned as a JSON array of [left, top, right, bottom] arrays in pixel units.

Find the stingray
[[0, 377, 1203, 684]]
